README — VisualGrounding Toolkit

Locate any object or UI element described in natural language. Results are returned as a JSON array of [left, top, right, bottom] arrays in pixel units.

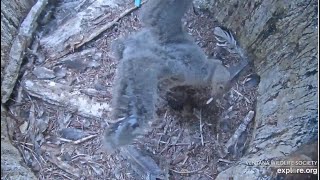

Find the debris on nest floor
[[4, 0, 259, 179]]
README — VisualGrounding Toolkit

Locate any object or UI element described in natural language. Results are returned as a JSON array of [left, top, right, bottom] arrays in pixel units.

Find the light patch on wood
[[22, 79, 111, 119], [39, 0, 129, 60]]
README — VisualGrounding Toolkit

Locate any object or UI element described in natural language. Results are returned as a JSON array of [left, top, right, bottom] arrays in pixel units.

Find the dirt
[[6, 1, 259, 180]]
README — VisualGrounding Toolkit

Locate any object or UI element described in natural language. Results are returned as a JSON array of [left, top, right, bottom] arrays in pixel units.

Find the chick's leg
[[104, 57, 159, 151]]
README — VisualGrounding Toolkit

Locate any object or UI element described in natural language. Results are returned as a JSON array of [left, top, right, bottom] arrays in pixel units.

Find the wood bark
[[22, 79, 111, 119], [194, 0, 318, 179], [1, 0, 38, 179], [1, 0, 48, 103], [1, 0, 35, 78]]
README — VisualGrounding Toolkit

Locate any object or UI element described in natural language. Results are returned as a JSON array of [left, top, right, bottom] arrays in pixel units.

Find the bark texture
[[1, 0, 35, 79], [195, 0, 318, 179], [1, 105, 37, 179], [1, 0, 37, 179]]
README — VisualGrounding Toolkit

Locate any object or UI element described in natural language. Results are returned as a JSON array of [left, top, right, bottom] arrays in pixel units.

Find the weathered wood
[[1, 0, 48, 103], [193, 0, 318, 179], [225, 111, 254, 152], [39, 0, 132, 60], [1, 0, 38, 179], [22, 79, 111, 119], [56, 48, 103, 71], [1, 0, 35, 68]]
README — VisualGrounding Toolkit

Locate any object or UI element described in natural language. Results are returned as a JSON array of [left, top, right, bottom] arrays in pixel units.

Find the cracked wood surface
[[39, 0, 128, 60], [22, 79, 111, 119], [1, 0, 39, 179], [201, 0, 318, 179], [1, 0, 48, 103]]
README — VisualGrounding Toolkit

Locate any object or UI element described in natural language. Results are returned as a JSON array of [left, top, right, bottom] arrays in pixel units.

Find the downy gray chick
[[104, 0, 231, 151]]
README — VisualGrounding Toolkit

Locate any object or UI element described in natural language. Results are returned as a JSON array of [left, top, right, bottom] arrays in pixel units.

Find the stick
[[169, 143, 190, 146], [225, 111, 254, 151], [73, 134, 97, 145], [199, 109, 204, 146], [58, 134, 97, 145], [159, 138, 171, 154], [218, 158, 234, 164], [74, 1, 146, 50], [170, 165, 207, 174], [232, 88, 251, 103]]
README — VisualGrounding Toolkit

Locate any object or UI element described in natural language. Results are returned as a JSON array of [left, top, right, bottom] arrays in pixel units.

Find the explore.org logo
[[245, 160, 318, 175]]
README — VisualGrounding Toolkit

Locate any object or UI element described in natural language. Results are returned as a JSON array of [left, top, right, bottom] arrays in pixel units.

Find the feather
[[214, 27, 237, 49], [214, 27, 246, 58], [214, 27, 248, 79]]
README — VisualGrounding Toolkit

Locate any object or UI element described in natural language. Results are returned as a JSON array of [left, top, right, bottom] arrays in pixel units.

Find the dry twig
[[218, 158, 234, 164], [73, 134, 98, 145], [232, 88, 251, 103], [199, 109, 204, 146], [170, 165, 207, 174], [73, 1, 147, 50], [159, 138, 171, 154], [58, 134, 97, 145]]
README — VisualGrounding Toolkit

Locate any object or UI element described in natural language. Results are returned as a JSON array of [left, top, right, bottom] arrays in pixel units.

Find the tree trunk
[[1, 0, 35, 78], [195, 0, 318, 179], [1, 0, 37, 179]]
